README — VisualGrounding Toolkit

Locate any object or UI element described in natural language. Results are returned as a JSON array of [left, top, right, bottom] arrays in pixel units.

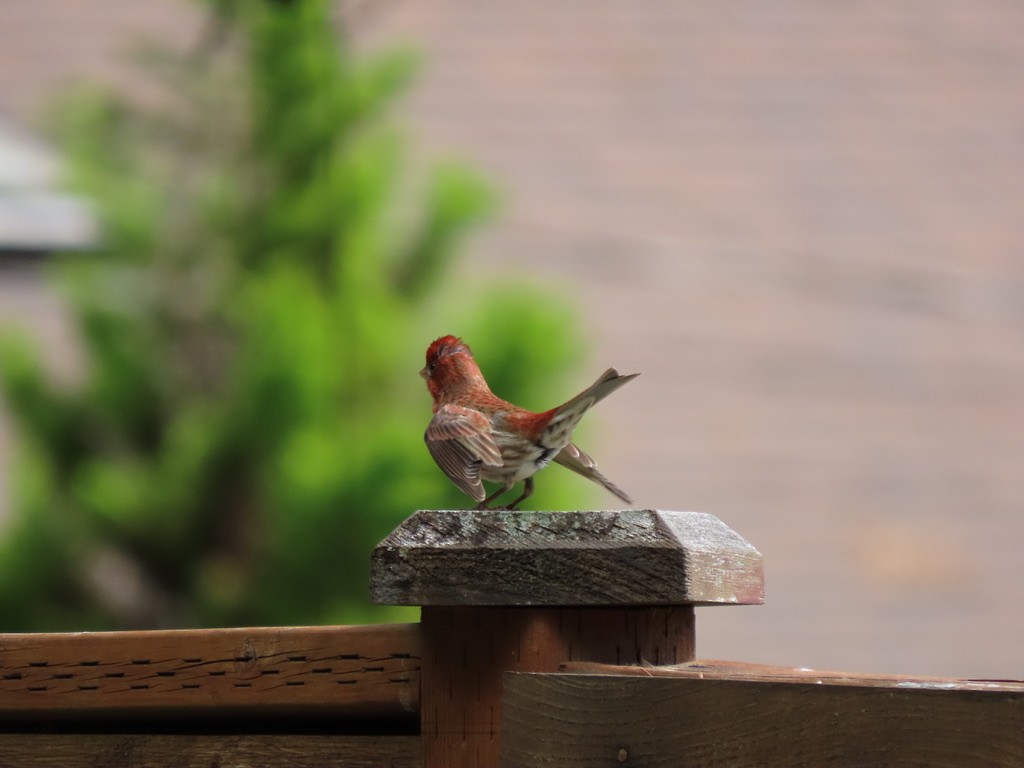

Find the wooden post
[[370, 509, 763, 768]]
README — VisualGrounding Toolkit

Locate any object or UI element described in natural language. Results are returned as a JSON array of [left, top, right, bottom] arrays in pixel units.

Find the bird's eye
[[428, 362, 436, 373]]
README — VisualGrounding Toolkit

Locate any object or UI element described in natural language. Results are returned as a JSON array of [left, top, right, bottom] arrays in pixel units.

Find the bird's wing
[[553, 443, 633, 505], [425, 404, 503, 501]]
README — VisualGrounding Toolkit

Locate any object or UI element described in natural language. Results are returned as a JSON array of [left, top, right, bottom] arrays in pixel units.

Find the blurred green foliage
[[0, 0, 586, 631]]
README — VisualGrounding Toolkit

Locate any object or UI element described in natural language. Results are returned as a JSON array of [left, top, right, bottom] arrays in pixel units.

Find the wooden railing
[[0, 624, 420, 722], [0, 509, 1020, 767]]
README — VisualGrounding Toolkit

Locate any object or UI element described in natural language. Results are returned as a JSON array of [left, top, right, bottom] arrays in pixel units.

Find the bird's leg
[[503, 477, 535, 511], [475, 484, 512, 511]]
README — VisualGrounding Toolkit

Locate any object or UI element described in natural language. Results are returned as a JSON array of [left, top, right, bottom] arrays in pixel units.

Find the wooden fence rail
[[503, 671, 1024, 768], [0, 509, 1020, 767], [0, 624, 421, 722]]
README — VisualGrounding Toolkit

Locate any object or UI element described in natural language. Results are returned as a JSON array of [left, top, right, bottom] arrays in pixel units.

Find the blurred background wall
[[1, 1, 1023, 678]]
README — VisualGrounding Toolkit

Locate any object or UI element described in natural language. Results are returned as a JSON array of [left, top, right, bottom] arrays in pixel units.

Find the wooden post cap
[[370, 509, 763, 607]]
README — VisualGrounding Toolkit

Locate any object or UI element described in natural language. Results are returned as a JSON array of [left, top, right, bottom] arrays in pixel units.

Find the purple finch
[[421, 335, 637, 509]]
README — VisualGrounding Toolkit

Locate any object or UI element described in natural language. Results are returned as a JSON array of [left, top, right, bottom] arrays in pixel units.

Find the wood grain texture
[[0, 734, 419, 767], [562, 658, 1024, 692], [0, 624, 421, 721], [502, 673, 1024, 768], [423, 606, 694, 768], [371, 509, 763, 606]]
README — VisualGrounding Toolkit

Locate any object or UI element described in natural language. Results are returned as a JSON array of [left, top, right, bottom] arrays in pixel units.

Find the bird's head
[[421, 335, 485, 403]]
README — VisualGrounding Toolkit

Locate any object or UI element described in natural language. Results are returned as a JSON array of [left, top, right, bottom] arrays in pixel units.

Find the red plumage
[[420, 335, 638, 510]]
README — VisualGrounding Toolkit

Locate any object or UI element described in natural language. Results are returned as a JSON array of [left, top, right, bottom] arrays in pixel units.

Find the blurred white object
[[0, 114, 97, 253]]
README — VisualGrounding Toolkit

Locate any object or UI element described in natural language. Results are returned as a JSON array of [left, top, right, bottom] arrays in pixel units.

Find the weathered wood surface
[[0, 624, 421, 721], [562, 658, 1024, 692], [0, 734, 419, 767], [502, 672, 1024, 768], [423, 606, 694, 768], [371, 509, 763, 606]]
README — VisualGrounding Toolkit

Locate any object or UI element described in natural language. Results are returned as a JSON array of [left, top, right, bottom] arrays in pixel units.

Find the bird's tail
[[554, 443, 633, 505], [536, 368, 639, 446], [558, 368, 639, 416]]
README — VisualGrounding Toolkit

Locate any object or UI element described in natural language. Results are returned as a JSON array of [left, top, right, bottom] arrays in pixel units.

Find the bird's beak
[[419, 367, 428, 380]]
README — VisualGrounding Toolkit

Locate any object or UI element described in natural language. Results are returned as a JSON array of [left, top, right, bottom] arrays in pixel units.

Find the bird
[[420, 335, 638, 510]]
